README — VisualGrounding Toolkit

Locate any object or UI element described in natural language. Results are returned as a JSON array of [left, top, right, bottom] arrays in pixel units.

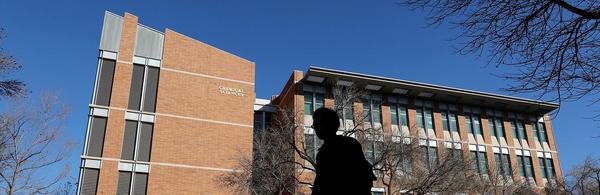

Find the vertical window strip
[[86, 116, 107, 157], [390, 104, 399, 125], [94, 59, 116, 106]]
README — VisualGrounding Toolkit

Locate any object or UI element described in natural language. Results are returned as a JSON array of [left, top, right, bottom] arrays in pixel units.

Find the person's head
[[312, 107, 340, 140]]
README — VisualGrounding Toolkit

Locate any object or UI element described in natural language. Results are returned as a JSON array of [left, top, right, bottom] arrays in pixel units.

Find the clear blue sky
[[1, 0, 598, 182]]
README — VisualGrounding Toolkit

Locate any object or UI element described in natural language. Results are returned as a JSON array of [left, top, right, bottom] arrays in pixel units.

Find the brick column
[[433, 102, 445, 140]]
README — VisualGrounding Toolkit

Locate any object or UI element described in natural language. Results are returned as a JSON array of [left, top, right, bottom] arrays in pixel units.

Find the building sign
[[219, 86, 245, 97]]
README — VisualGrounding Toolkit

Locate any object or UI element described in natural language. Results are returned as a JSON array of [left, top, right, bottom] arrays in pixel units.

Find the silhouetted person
[[311, 107, 376, 195]]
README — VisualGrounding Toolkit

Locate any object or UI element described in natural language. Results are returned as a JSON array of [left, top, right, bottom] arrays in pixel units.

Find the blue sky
[[1, 0, 598, 182]]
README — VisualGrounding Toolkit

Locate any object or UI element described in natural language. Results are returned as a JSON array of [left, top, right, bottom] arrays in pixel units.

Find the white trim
[[91, 107, 109, 117], [501, 148, 509, 154], [135, 164, 150, 173], [119, 162, 134, 171], [133, 56, 146, 64], [141, 114, 155, 123], [515, 149, 523, 156], [101, 51, 118, 60], [125, 112, 140, 121], [493, 147, 500, 153], [161, 67, 254, 85], [469, 144, 477, 151], [545, 152, 552, 158], [478, 145, 486, 152], [371, 187, 385, 192], [523, 150, 531, 156], [147, 59, 161, 67], [83, 159, 102, 169], [537, 151, 544, 157]]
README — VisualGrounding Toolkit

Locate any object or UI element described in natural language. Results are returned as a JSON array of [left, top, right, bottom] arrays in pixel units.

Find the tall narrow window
[[79, 168, 100, 195], [121, 120, 138, 160], [116, 171, 132, 195], [421, 145, 438, 169], [390, 104, 399, 125], [494, 152, 512, 178], [94, 59, 116, 106], [120, 121, 154, 162], [442, 110, 459, 133], [116, 171, 148, 195], [489, 117, 505, 138], [532, 119, 548, 143], [466, 113, 483, 135], [303, 85, 324, 115], [539, 157, 555, 179], [128, 65, 145, 110], [366, 134, 384, 167], [142, 67, 159, 112], [128, 64, 160, 112], [471, 150, 488, 175], [416, 107, 434, 129], [86, 117, 107, 157], [511, 119, 527, 141], [362, 95, 382, 124], [517, 154, 535, 182]]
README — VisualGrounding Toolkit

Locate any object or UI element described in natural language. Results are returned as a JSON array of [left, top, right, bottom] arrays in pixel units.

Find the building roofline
[[306, 66, 559, 114]]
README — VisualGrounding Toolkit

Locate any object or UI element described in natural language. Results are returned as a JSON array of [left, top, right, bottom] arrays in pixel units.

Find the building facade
[[271, 67, 562, 194], [78, 12, 255, 194], [78, 12, 562, 194]]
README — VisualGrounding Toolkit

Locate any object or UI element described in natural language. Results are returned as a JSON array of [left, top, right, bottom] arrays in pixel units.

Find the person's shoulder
[[334, 135, 361, 146]]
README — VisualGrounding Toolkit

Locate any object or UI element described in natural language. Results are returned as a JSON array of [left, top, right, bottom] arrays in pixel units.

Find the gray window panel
[[87, 117, 107, 157], [136, 123, 154, 162], [142, 67, 159, 112], [133, 173, 148, 195], [80, 168, 99, 195], [116, 171, 132, 195], [128, 65, 145, 110], [94, 59, 116, 106], [121, 121, 138, 160]]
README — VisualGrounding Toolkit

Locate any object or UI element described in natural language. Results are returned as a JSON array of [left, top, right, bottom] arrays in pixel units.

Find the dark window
[[87, 117, 107, 157], [363, 99, 372, 123], [117, 171, 132, 195], [94, 59, 116, 106], [80, 168, 99, 195], [472, 150, 488, 174], [133, 173, 148, 195], [304, 92, 313, 115], [142, 67, 159, 112], [399, 106, 408, 128], [121, 120, 138, 160], [136, 123, 154, 162], [128, 65, 145, 110]]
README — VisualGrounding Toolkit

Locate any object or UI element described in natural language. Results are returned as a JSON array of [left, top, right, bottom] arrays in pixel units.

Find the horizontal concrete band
[[81, 156, 241, 173], [90, 105, 253, 128]]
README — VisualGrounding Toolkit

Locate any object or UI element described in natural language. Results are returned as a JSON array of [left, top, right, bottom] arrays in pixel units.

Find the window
[[389, 100, 408, 128], [79, 168, 100, 195], [489, 117, 505, 138], [303, 85, 324, 115], [117, 171, 148, 195], [494, 152, 512, 177], [362, 95, 382, 124], [120, 121, 154, 162], [86, 116, 107, 157], [532, 119, 548, 143], [416, 107, 434, 130], [304, 128, 323, 162], [128, 64, 160, 112], [94, 59, 116, 106], [441, 110, 459, 133], [465, 113, 483, 135], [254, 111, 272, 131], [421, 144, 438, 169], [471, 150, 489, 175], [366, 133, 384, 167], [517, 154, 535, 182], [511, 119, 527, 141], [539, 158, 555, 179]]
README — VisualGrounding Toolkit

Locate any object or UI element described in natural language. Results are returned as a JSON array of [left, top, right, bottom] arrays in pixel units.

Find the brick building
[[78, 12, 562, 194]]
